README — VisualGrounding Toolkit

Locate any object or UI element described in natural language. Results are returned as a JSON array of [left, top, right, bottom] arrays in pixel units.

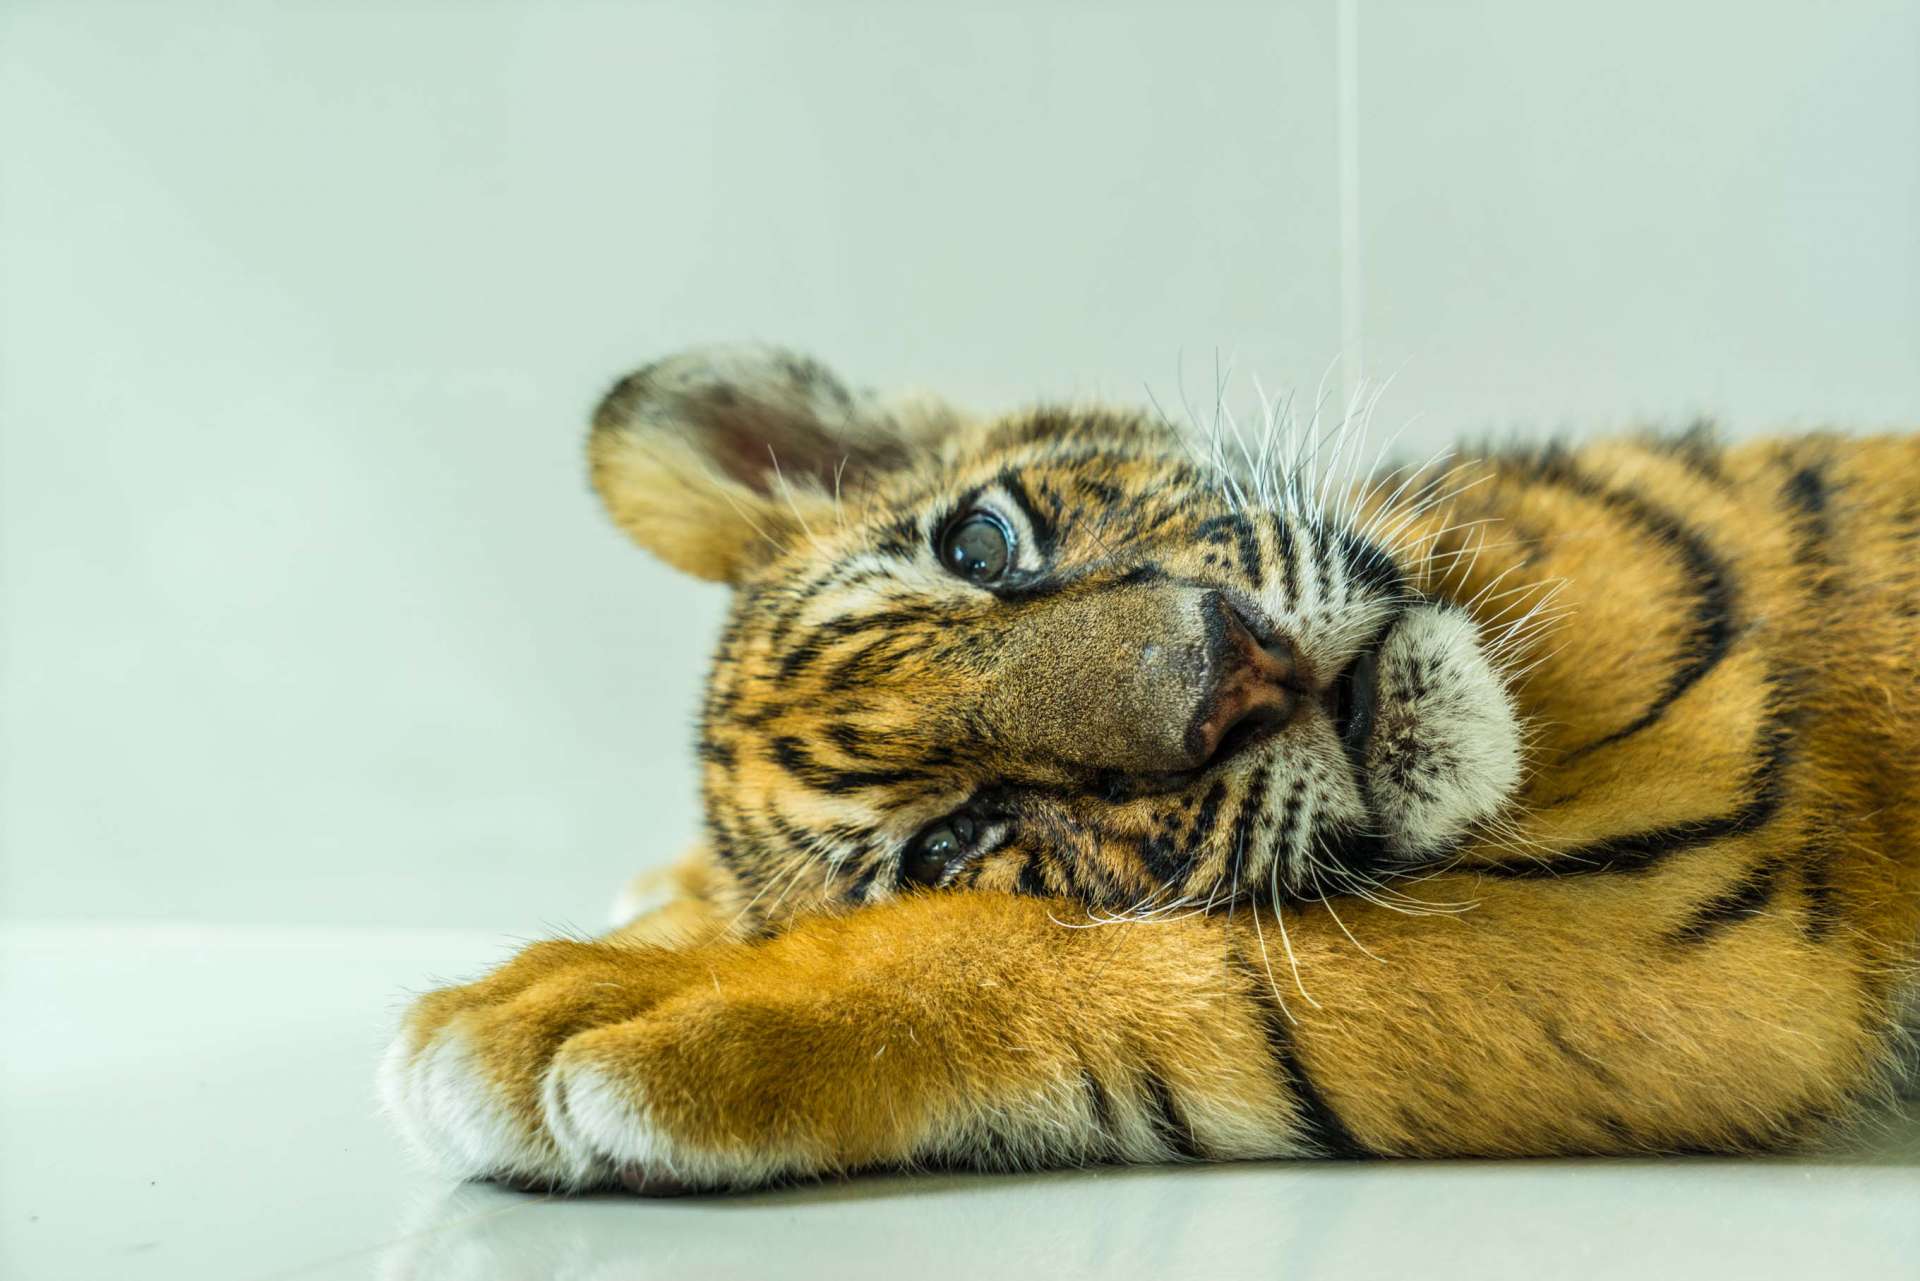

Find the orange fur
[[383, 350, 1918, 1192]]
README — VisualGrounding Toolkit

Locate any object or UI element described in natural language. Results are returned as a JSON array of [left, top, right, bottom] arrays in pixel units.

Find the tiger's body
[[382, 346, 1920, 1192]]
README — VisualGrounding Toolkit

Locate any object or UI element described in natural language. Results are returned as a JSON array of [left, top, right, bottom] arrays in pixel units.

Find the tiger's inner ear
[[588, 344, 956, 584]]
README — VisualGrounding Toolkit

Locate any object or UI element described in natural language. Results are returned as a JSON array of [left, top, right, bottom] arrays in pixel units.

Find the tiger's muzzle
[[977, 585, 1307, 778]]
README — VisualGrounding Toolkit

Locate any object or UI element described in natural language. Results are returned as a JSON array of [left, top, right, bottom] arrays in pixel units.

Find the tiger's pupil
[[941, 512, 1012, 582], [904, 814, 977, 886]]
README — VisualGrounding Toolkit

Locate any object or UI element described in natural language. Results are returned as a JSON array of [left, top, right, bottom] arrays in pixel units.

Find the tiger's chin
[[1355, 603, 1525, 861]]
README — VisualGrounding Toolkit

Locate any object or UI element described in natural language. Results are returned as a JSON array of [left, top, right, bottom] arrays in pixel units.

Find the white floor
[[3, 925, 1916, 1281]]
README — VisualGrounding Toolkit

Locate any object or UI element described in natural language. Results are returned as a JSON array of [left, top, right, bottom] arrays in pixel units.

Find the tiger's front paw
[[378, 938, 713, 1193], [378, 937, 883, 1193]]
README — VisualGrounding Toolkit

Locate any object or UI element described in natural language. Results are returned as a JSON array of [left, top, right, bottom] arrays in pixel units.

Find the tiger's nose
[[1183, 596, 1305, 767]]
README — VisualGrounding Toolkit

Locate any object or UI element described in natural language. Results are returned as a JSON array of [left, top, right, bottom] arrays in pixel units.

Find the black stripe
[[822, 635, 909, 691], [1015, 854, 1054, 898], [1228, 947, 1374, 1158], [1136, 833, 1185, 883], [1112, 562, 1167, 588], [734, 699, 788, 728], [706, 819, 747, 879], [777, 608, 933, 680], [1184, 781, 1229, 864], [1308, 522, 1335, 604], [1192, 513, 1263, 587], [1517, 451, 1738, 761], [1192, 514, 1238, 542], [759, 572, 836, 651], [1337, 527, 1406, 600], [1139, 1070, 1205, 1161], [1232, 517, 1264, 587], [1081, 1067, 1117, 1147], [1273, 514, 1301, 607], [1800, 845, 1842, 942], [760, 540, 915, 650], [1222, 772, 1266, 889], [1897, 494, 1920, 545], [1783, 463, 1830, 517], [1481, 714, 1794, 878], [764, 809, 822, 858], [1643, 421, 1735, 492], [1664, 859, 1783, 946], [996, 468, 1058, 558], [769, 736, 925, 794], [823, 722, 878, 760], [843, 857, 884, 901], [1540, 1017, 1622, 1088], [1782, 456, 1838, 599]]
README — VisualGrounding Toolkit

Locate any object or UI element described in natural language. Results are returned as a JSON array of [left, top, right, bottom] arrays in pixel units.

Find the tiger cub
[[382, 344, 1920, 1192]]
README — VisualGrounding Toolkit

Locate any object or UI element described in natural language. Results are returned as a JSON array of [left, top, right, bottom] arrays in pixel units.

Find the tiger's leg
[[382, 867, 1907, 1191]]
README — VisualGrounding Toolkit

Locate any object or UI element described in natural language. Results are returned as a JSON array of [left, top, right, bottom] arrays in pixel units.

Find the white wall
[[2, 1, 1913, 929]]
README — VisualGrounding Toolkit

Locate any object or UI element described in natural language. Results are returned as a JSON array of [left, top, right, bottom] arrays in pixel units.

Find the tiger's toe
[[380, 1015, 599, 1190]]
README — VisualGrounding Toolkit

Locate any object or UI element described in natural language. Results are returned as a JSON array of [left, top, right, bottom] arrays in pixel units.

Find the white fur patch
[[379, 1020, 592, 1188], [1364, 604, 1524, 855], [379, 1016, 778, 1192], [541, 1057, 807, 1191]]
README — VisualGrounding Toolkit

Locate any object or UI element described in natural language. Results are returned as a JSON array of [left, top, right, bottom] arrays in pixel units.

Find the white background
[[3, 1, 1916, 930]]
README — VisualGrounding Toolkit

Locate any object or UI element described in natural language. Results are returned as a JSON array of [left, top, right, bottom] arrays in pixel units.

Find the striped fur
[[383, 346, 1920, 1191]]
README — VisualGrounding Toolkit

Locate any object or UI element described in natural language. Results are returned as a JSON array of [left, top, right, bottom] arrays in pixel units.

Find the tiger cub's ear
[[588, 344, 958, 583]]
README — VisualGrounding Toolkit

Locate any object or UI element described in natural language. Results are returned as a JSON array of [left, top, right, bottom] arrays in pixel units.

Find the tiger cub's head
[[592, 345, 1524, 921]]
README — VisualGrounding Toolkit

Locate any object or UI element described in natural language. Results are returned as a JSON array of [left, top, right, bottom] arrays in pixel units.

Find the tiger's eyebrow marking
[[993, 467, 1058, 556]]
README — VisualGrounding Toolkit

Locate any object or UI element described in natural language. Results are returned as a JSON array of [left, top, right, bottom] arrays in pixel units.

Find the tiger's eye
[[939, 511, 1013, 582], [903, 814, 977, 886]]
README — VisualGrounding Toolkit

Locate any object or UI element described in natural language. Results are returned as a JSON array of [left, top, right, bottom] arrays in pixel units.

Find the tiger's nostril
[[1259, 633, 1298, 679], [1183, 602, 1307, 768]]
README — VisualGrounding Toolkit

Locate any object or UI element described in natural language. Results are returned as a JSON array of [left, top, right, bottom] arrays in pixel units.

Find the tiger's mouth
[[1201, 709, 1287, 771], [1327, 629, 1386, 762]]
